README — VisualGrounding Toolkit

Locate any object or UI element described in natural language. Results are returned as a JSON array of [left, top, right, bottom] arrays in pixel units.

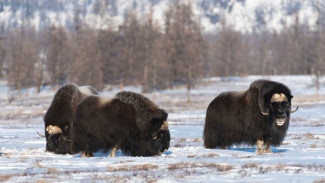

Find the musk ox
[[70, 91, 170, 157], [40, 83, 98, 154], [203, 80, 298, 154]]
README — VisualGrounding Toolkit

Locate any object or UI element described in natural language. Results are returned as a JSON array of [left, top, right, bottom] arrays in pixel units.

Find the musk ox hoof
[[265, 148, 272, 154], [82, 151, 94, 158], [256, 149, 266, 155]]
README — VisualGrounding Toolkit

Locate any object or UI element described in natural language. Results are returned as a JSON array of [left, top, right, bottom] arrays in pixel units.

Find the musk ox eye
[[271, 102, 279, 107]]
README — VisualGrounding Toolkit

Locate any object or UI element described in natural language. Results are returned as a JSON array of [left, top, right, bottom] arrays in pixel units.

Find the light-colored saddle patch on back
[[46, 125, 63, 134], [99, 96, 113, 106], [79, 86, 93, 95], [271, 93, 288, 103]]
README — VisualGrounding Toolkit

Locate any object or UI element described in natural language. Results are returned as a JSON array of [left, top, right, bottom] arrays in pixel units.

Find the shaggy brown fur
[[70, 91, 170, 157], [43, 83, 98, 154], [204, 80, 296, 153]]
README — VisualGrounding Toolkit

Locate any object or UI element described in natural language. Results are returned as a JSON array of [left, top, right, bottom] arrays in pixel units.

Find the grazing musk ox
[[40, 83, 98, 154], [70, 91, 170, 157], [203, 80, 298, 154]]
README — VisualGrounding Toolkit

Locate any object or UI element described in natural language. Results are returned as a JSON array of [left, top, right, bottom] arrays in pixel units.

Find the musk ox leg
[[256, 140, 265, 154], [108, 146, 117, 157], [264, 143, 272, 154], [82, 150, 94, 158]]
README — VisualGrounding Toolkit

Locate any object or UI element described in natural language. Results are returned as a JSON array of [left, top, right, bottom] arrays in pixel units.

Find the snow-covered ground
[[1, 75, 325, 183]]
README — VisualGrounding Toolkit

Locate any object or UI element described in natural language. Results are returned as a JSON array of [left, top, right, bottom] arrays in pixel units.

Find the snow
[[1, 75, 325, 182]]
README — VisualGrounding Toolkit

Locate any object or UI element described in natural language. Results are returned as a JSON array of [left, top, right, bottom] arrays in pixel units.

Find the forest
[[0, 0, 324, 95]]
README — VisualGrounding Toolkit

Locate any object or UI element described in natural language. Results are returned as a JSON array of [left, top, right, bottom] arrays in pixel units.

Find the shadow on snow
[[229, 147, 288, 153], [73, 150, 172, 158]]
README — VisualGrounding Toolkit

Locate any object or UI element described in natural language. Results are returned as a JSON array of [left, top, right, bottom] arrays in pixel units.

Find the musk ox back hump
[[44, 83, 98, 129], [115, 91, 168, 131]]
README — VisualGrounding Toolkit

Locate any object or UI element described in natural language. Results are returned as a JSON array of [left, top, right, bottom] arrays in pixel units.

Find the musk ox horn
[[161, 121, 169, 130], [62, 136, 71, 142], [261, 111, 269, 116], [152, 121, 169, 139], [37, 132, 46, 138], [290, 106, 299, 113], [46, 125, 63, 135]]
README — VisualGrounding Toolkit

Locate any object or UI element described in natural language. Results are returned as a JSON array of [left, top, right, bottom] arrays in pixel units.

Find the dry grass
[[27, 180, 50, 183], [242, 163, 259, 169], [46, 168, 59, 174], [108, 164, 159, 172], [168, 162, 195, 170], [293, 95, 325, 104], [274, 164, 286, 171], [116, 160, 135, 164], [305, 133, 319, 139], [202, 163, 234, 172], [33, 162, 44, 168], [187, 153, 219, 158], [193, 138, 202, 142], [187, 155, 197, 158], [311, 144, 317, 148], [313, 178, 325, 183], [292, 164, 325, 171], [168, 162, 233, 172], [202, 153, 220, 158], [178, 138, 187, 143], [0, 174, 13, 182]]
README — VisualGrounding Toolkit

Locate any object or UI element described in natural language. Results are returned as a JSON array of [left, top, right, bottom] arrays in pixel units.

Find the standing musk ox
[[39, 83, 98, 154], [70, 91, 170, 157], [203, 80, 298, 154]]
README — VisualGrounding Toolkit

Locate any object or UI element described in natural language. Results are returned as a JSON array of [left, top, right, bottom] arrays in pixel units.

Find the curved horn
[[37, 132, 46, 138], [161, 121, 169, 130], [63, 136, 71, 142], [261, 111, 269, 116], [290, 106, 299, 113], [152, 121, 169, 139]]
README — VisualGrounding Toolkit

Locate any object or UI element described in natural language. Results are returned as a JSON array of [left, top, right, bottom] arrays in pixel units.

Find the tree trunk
[[187, 64, 192, 103], [142, 63, 148, 93], [153, 59, 157, 100]]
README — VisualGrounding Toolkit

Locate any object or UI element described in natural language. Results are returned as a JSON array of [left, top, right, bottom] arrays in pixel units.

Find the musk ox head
[[256, 80, 298, 129], [45, 125, 70, 153], [152, 121, 170, 154]]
